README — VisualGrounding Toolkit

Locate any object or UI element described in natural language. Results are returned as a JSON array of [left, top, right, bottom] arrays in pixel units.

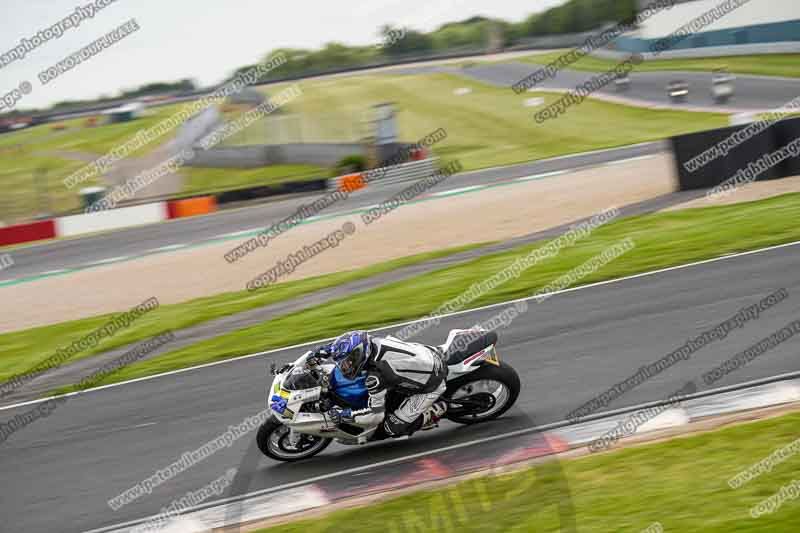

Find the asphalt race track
[[412, 61, 800, 110], [0, 142, 664, 282], [2, 241, 799, 532]]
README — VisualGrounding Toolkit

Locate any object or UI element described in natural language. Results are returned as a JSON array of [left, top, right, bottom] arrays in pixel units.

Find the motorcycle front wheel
[[256, 418, 332, 462], [444, 361, 521, 425]]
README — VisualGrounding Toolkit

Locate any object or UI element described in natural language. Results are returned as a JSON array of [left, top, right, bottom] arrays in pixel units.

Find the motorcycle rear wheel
[[256, 418, 332, 462], [444, 362, 521, 424]]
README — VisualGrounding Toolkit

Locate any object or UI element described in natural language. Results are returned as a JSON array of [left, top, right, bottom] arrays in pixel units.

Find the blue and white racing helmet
[[330, 330, 372, 379]]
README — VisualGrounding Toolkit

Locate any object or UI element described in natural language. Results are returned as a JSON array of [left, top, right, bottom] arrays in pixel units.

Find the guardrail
[[327, 158, 440, 191]]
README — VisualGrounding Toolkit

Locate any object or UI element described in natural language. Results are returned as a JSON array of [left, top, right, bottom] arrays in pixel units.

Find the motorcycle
[[667, 80, 689, 103], [711, 69, 735, 104], [256, 329, 521, 462], [614, 73, 631, 92]]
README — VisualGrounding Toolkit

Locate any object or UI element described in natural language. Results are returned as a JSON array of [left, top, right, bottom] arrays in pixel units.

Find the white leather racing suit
[[345, 335, 447, 437]]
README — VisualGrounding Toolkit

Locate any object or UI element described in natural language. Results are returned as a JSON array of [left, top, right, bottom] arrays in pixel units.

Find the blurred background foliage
[[231, 0, 638, 82]]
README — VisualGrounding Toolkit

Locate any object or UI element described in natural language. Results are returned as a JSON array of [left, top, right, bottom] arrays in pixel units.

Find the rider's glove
[[327, 407, 353, 425], [270, 396, 288, 415], [313, 344, 333, 360]]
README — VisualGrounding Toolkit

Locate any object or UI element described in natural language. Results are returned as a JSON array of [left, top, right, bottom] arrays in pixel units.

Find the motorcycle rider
[[311, 330, 448, 438]]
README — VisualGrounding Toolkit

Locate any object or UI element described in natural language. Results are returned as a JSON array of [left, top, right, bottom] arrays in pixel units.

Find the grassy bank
[[0, 243, 485, 384], [263, 73, 727, 172], [0, 102, 329, 224], [0, 102, 189, 157], [257, 411, 800, 532], [96, 192, 800, 385], [517, 52, 800, 79], [181, 164, 325, 196], [1, 71, 729, 223], [0, 154, 92, 224]]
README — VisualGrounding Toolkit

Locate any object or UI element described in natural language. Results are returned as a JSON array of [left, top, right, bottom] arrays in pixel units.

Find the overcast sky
[[0, 0, 567, 110]]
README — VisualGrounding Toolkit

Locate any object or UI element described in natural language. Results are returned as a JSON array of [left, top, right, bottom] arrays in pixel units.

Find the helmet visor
[[338, 354, 358, 379]]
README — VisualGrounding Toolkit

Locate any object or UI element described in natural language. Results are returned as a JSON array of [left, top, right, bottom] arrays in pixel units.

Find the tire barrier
[[670, 119, 796, 191], [165, 196, 217, 219], [1, 179, 332, 247], [214, 179, 328, 205], [774, 117, 800, 179], [338, 173, 366, 193]]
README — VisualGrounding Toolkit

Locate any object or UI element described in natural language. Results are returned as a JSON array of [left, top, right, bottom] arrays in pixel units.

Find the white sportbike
[[256, 329, 521, 462]]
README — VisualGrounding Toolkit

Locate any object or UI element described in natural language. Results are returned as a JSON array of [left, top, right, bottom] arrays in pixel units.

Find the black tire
[[256, 418, 332, 462], [444, 362, 521, 425]]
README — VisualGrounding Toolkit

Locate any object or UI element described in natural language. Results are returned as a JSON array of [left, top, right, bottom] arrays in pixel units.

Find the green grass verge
[[0, 102, 327, 223], [255, 411, 800, 532], [0, 102, 190, 157], [0, 102, 193, 224], [0, 242, 485, 386], [262, 73, 728, 172], [0, 153, 94, 223], [516, 51, 800, 79], [97, 192, 800, 385], [180, 164, 326, 196]]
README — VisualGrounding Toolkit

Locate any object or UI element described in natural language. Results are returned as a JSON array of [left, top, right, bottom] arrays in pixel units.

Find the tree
[[381, 27, 433, 57]]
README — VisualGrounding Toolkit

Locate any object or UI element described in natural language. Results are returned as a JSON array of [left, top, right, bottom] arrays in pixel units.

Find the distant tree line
[[1, 78, 198, 117], [233, 0, 637, 83], [49, 79, 197, 110], [4, 0, 638, 117], [515, 0, 637, 38]]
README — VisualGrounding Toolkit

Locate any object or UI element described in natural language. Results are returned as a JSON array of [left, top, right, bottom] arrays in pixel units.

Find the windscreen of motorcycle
[[282, 371, 319, 391]]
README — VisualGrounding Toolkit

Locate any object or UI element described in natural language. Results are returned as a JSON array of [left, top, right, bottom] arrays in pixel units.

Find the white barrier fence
[[55, 202, 169, 237]]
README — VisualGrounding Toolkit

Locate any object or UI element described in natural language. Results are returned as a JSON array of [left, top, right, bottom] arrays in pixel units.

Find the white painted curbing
[[637, 408, 691, 433], [97, 485, 330, 533]]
